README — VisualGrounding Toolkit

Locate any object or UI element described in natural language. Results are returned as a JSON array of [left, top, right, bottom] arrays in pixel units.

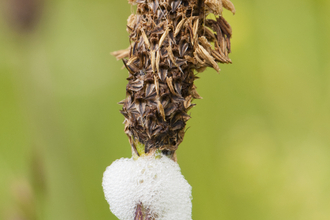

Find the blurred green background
[[1, 0, 330, 219]]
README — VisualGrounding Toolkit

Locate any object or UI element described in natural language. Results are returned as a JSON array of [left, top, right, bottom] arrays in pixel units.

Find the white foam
[[102, 155, 192, 220]]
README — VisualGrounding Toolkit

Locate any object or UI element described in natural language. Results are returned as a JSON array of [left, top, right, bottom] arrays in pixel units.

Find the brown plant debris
[[114, 0, 235, 156]]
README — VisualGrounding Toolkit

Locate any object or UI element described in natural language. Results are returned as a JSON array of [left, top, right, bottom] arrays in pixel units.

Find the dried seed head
[[114, 0, 235, 156]]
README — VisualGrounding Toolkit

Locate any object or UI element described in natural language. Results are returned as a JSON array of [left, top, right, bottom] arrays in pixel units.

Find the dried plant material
[[166, 77, 176, 95], [219, 36, 226, 54], [198, 44, 221, 73], [156, 50, 160, 75], [157, 99, 166, 121], [154, 75, 159, 96], [222, 0, 236, 14], [127, 56, 138, 66], [141, 29, 150, 49], [205, 0, 223, 15], [151, 50, 156, 73], [174, 18, 186, 37], [184, 55, 197, 64], [113, 0, 235, 157], [203, 26, 217, 40], [193, 19, 199, 45], [159, 27, 169, 49], [167, 44, 179, 69], [199, 36, 213, 54], [190, 85, 203, 99], [127, 14, 137, 33], [184, 95, 192, 109], [194, 51, 206, 65], [212, 50, 227, 63], [112, 48, 130, 60], [128, 0, 137, 4]]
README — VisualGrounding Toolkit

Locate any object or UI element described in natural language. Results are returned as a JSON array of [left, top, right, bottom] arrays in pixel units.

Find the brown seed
[[141, 29, 150, 49], [198, 44, 221, 72], [222, 0, 236, 14], [145, 83, 155, 97], [203, 26, 217, 41], [159, 27, 170, 49], [212, 50, 227, 63], [166, 77, 176, 95], [184, 95, 192, 109], [174, 82, 182, 96], [205, 0, 223, 15], [199, 36, 212, 54], [194, 51, 205, 65], [193, 19, 199, 45], [174, 18, 186, 37], [159, 68, 168, 82]]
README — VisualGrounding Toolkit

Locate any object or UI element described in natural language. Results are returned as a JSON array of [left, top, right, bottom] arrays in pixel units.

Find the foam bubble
[[102, 155, 192, 220]]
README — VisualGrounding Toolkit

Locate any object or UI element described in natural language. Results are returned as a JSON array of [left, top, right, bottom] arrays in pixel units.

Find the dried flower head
[[113, 0, 235, 159]]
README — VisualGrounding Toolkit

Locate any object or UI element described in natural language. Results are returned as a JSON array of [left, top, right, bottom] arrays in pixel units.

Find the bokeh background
[[1, 0, 330, 219]]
